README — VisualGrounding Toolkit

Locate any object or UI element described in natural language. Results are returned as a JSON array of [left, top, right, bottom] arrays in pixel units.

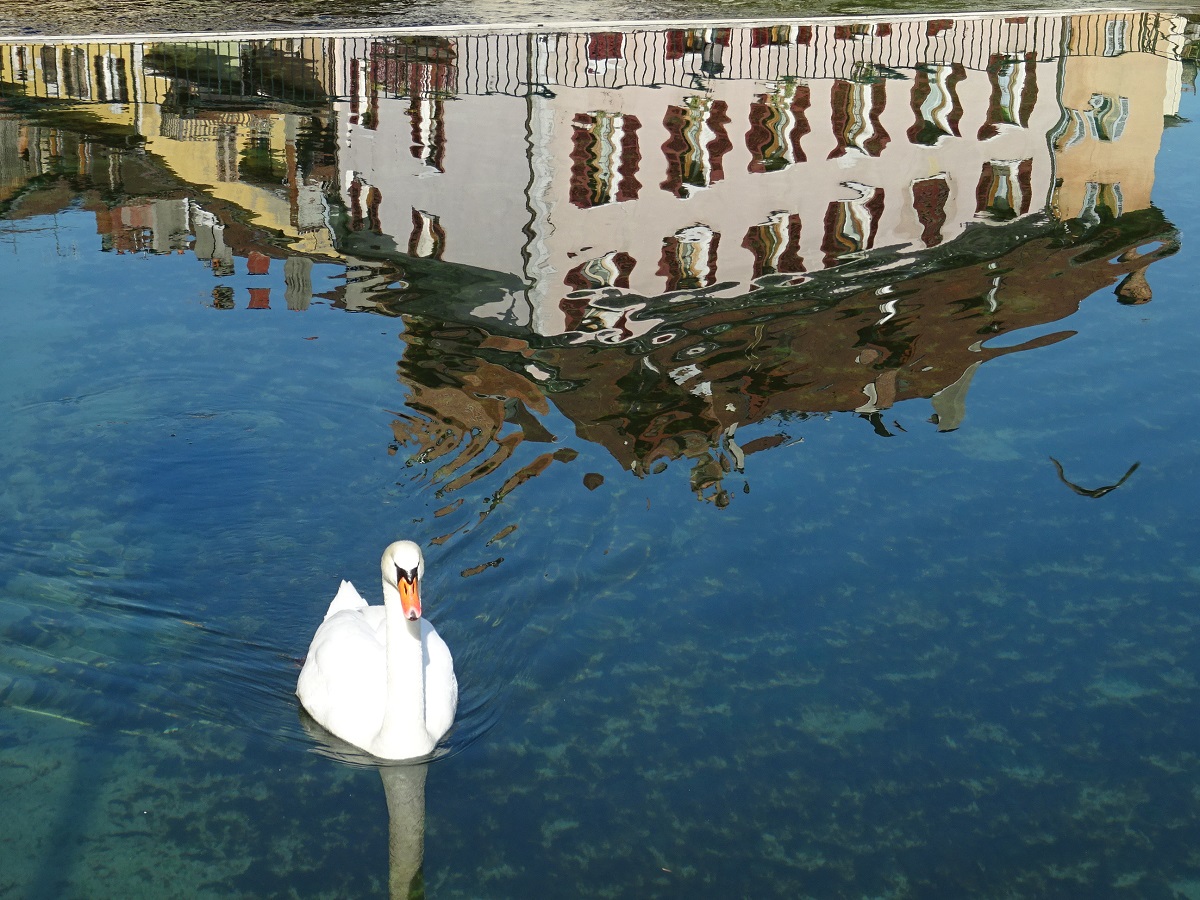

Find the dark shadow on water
[[25, 734, 111, 898]]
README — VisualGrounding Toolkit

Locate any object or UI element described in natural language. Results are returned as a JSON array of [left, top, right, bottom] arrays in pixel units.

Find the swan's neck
[[376, 584, 431, 759]]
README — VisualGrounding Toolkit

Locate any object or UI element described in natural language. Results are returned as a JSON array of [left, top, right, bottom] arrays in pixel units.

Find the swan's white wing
[[421, 619, 458, 743], [323, 579, 368, 620], [297, 606, 387, 751]]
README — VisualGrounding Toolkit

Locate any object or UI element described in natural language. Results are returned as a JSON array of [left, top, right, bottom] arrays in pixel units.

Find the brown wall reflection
[[393, 205, 1175, 507]]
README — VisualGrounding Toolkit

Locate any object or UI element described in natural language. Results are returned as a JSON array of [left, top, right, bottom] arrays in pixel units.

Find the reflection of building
[[1, 37, 340, 260], [325, 12, 1186, 338], [0, 14, 1189, 505], [96, 198, 190, 255], [3, 13, 1184, 319], [1052, 16, 1184, 222], [0, 37, 355, 308], [389, 200, 1175, 506], [319, 12, 1188, 503]]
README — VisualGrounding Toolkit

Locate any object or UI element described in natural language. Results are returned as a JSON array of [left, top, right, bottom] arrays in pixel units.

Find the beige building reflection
[[324, 12, 1186, 336]]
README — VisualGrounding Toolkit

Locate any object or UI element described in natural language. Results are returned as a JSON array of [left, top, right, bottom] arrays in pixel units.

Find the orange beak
[[398, 575, 421, 621]]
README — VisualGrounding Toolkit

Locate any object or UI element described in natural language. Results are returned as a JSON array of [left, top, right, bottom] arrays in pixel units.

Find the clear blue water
[[3, 12, 1200, 898]]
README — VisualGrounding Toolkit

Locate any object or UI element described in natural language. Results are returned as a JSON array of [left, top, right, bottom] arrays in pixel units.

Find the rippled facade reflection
[[1, 11, 1193, 507]]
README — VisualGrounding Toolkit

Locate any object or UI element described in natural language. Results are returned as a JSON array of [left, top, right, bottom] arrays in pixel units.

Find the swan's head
[[382, 540, 425, 621]]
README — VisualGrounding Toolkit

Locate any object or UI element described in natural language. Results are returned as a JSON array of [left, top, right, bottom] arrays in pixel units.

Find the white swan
[[297, 540, 457, 760]]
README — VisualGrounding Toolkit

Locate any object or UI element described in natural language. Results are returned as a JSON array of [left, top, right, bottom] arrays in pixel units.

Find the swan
[[297, 540, 457, 760]]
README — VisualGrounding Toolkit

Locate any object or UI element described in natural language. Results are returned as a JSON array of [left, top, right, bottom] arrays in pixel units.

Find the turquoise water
[[4, 13, 1200, 898]]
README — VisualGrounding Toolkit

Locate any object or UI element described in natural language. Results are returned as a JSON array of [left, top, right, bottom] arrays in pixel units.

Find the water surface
[[3, 10, 1200, 898]]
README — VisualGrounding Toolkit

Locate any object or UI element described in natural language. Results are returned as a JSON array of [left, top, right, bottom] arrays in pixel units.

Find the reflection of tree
[[390, 208, 1177, 507], [391, 335, 554, 489]]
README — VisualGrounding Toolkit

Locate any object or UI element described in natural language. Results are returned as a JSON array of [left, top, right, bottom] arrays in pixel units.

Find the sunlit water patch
[[3, 11, 1200, 899]]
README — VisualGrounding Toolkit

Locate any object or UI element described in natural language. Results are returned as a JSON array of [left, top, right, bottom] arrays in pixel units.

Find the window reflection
[[743, 213, 804, 280], [659, 225, 720, 291], [569, 111, 642, 208], [829, 78, 890, 159], [822, 183, 885, 265], [661, 97, 733, 198], [978, 53, 1038, 140], [746, 81, 810, 173], [975, 159, 1033, 220], [908, 64, 965, 146]]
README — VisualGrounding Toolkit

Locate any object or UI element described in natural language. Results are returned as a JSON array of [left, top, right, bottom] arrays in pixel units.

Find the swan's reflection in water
[[380, 763, 428, 900], [299, 710, 431, 900]]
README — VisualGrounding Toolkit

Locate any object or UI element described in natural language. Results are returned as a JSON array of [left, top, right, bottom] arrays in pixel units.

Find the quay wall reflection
[[0, 12, 1193, 506]]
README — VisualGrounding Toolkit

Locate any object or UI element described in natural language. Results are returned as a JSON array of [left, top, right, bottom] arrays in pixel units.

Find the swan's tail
[[324, 579, 368, 619]]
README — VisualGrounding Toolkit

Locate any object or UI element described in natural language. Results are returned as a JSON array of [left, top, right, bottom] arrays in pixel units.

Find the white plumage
[[297, 541, 457, 760]]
